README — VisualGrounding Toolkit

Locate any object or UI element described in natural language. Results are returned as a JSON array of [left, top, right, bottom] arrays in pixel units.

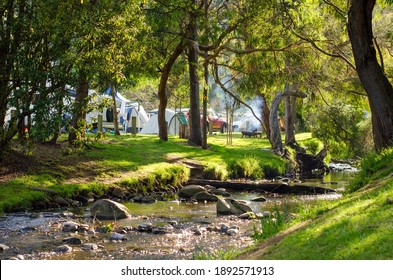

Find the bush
[[301, 138, 323, 155], [308, 101, 373, 158]]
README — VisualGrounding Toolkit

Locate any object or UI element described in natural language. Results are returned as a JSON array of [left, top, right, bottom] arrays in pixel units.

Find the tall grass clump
[[230, 156, 264, 179], [118, 164, 189, 193], [252, 205, 287, 241], [203, 162, 229, 180], [193, 248, 238, 260], [347, 148, 393, 193]]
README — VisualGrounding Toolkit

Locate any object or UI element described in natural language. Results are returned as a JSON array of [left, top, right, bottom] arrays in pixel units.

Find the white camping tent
[[85, 88, 149, 132], [140, 108, 185, 135]]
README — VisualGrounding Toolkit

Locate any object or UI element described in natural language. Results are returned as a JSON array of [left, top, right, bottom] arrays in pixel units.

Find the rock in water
[[216, 198, 253, 215], [178, 185, 206, 198], [251, 196, 267, 202], [62, 221, 80, 232], [192, 191, 218, 202], [89, 199, 131, 220], [54, 245, 73, 254]]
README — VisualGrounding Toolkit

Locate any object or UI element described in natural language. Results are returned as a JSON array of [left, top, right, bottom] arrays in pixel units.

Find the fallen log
[[187, 179, 335, 195]]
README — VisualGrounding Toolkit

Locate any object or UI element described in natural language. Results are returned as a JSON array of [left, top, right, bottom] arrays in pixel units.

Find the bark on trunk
[[269, 92, 286, 155], [188, 0, 202, 146], [259, 93, 271, 143], [157, 40, 185, 141], [348, 0, 393, 150], [285, 84, 297, 146], [68, 71, 89, 145], [270, 89, 306, 155], [202, 58, 208, 149], [110, 84, 120, 135]]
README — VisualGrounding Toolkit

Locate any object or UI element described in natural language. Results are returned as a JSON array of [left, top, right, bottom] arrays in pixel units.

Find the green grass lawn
[[0, 132, 288, 213]]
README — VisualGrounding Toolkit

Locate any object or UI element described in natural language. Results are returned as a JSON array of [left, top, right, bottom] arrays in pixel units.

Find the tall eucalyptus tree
[[348, 0, 393, 150]]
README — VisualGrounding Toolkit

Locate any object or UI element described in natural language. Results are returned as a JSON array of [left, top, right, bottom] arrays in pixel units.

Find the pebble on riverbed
[[62, 221, 80, 232], [54, 245, 73, 254], [62, 237, 83, 245], [81, 243, 99, 251], [0, 244, 10, 251], [109, 232, 128, 241]]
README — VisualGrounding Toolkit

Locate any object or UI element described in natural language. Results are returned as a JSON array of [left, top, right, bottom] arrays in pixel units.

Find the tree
[[145, 0, 189, 141], [187, 0, 202, 146], [49, 0, 146, 144], [347, 0, 393, 150]]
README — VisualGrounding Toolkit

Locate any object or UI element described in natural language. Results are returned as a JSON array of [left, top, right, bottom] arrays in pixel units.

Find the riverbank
[[236, 148, 393, 259], [0, 133, 288, 214]]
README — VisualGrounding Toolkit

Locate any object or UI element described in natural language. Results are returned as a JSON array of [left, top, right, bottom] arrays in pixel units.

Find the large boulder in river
[[178, 185, 206, 198], [89, 199, 130, 220], [217, 198, 253, 215], [192, 191, 218, 202]]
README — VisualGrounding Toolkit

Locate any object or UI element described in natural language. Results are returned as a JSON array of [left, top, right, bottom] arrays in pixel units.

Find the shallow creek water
[[0, 172, 354, 260]]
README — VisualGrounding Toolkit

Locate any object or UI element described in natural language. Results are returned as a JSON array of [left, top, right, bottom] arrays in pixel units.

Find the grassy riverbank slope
[[0, 133, 287, 214], [239, 149, 393, 260]]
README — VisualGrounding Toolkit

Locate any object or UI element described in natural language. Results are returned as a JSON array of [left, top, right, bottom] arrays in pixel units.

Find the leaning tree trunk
[[348, 0, 393, 150], [259, 93, 271, 144], [157, 40, 185, 141], [269, 91, 286, 155], [285, 84, 298, 146]]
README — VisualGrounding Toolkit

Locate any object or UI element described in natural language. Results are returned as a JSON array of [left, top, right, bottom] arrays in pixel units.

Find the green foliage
[[300, 138, 323, 155], [309, 101, 373, 158]]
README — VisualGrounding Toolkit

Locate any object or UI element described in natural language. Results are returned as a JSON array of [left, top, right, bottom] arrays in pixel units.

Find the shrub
[[301, 138, 323, 155]]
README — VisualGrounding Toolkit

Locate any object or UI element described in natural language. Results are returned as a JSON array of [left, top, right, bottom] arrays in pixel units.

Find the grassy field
[[0, 132, 288, 213]]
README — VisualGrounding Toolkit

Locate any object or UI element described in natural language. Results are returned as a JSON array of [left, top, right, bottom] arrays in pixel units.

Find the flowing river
[[0, 170, 355, 260]]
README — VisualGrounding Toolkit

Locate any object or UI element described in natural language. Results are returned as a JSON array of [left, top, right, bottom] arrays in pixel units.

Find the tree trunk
[[157, 40, 185, 141], [269, 91, 285, 155], [187, 0, 202, 146], [270, 89, 306, 155], [202, 58, 208, 149], [110, 84, 120, 135], [285, 84, 297, 146], [259, 93, 271, 143], [68, 71, 89, 145], [348, 0, 393, 150]]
